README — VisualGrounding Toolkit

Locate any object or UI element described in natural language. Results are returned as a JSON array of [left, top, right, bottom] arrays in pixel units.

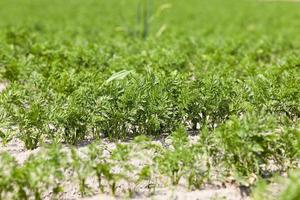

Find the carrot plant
[[70, 148, 92, 197], [0, 0, 299, 198], [154, 126, 209, 186], [213, 113, 300, 179], [0, 153, 16, 200], [253, 170, 300, 200]]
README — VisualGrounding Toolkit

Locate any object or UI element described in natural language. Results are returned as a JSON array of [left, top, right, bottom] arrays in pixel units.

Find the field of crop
[[0, 0, 300, 199]]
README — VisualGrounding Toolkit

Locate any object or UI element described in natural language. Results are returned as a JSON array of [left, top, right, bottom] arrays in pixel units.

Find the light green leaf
[[105, 70, 133, 84]]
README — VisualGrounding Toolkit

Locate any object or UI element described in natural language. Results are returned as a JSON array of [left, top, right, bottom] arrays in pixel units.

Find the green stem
[[142, 0, 152, 39]]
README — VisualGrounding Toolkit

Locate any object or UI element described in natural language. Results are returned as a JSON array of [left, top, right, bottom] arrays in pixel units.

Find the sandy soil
[[83, 187, 247, 200], [0, 137, 250, 200], [0, 82, 7, 92], [0, 138, 41, 164], [84, 185, 247, 200]]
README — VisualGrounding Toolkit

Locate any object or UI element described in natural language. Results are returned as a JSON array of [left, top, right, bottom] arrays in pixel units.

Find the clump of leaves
[[0, 153, 17, 200], [278, 170, 300, 200], [154, 126, 209, 187], [109, 143, 135, 196], [70, 148, 92, 197], [213, 112, 300, 179], [9, 146, 67, 200], [87, 141, 107, 193], [252, 170, 300, 200]]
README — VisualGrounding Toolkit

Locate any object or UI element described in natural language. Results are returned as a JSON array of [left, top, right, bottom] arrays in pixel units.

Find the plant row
[[1, 113, 299, 199], [1, 64, 299, 149]]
